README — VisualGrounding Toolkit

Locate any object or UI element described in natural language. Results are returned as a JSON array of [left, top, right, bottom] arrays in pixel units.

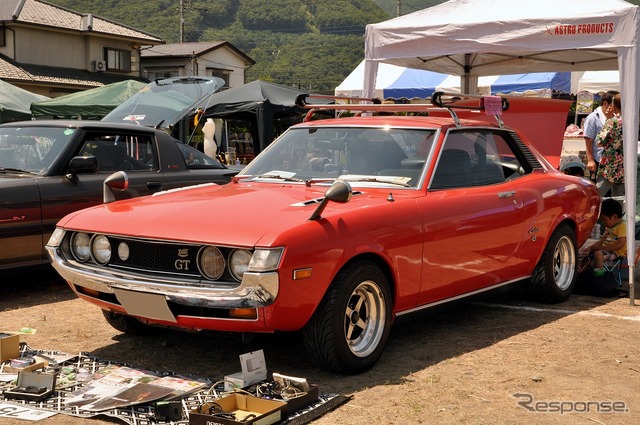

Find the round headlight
[[229, 249, 252, 281], [91, 235, 112, 265], [71, 232, 91, 262], [117, 242, 130, 261], [199, 246, 225, 280]]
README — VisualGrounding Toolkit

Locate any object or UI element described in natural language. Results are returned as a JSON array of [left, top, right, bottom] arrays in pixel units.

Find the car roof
[[296, 115, 504, 130], [0, 119, 162, 134]]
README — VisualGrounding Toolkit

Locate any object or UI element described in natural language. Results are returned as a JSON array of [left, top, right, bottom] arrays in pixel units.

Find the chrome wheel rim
[[553, 235, 576, 291], [344, 280, 386, 358]]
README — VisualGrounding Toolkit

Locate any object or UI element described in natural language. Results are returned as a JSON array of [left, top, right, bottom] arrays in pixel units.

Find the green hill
[[49, 0, 390, 93], [45, 0, 640, 93]]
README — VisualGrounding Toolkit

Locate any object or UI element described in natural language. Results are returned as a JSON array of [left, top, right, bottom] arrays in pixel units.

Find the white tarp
[[577, 70, 621, 93], [364, 0, 640, 301], [335, 60, 460, 99]]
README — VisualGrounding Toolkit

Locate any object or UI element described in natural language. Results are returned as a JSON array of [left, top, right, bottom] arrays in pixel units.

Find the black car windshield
[[0, 126, 73, 175], [240, 126, 436, 188]]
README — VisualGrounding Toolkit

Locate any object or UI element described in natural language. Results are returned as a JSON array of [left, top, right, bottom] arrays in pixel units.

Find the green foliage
[[49, 0, 380, 94], [237, 0, 308, 31], [313, 0, 389, 33]]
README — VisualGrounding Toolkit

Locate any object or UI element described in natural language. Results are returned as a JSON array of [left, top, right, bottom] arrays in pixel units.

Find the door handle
[[497, 191, 515, 198], [147, 181, 162, 191]]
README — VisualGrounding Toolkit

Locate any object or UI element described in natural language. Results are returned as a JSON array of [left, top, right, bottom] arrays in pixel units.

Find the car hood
[[101, 76, 225, 130], [56, 182, 393, 247]]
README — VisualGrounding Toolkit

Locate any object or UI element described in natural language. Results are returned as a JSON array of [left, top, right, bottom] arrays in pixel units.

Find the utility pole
[[179, 0, 185, 43], [396, 0, 401, 17]]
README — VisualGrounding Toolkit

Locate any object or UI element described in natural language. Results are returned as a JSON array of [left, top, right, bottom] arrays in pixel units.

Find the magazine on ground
[[64, 364, 209, 411]]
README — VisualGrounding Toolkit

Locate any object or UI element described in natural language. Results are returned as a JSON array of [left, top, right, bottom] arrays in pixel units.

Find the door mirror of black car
[[66, 156, 98, 182], [68, 156, 98, 176]]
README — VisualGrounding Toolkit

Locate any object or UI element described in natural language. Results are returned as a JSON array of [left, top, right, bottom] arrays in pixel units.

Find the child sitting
[[583, 198, 627, 276]]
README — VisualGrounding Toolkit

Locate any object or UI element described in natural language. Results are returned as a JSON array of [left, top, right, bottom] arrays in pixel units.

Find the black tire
[[525, 224, 577, 303], [303, 260, 392, 374], [102, 310, 155, 335]]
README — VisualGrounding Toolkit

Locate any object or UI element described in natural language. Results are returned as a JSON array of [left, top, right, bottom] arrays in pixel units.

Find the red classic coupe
[[46, 94, 600, 374]]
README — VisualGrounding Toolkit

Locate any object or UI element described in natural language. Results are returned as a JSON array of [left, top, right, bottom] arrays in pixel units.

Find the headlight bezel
[[70, 232, 92, 262], [198, 245, 225, 280], [229, 249, 253, 281], [91, 234, 112, 265]]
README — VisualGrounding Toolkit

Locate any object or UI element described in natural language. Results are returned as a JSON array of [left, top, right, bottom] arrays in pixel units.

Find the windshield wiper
[[255, 173, 307, 183], [234, 174, 335, 186], [338, 175, 411, 187], [0, 167, 35, 175]]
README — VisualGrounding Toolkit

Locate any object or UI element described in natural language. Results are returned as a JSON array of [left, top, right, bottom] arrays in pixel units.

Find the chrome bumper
[[46, 245, 279, 309]]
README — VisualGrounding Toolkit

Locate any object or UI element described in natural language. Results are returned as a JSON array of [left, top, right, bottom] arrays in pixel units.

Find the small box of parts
[[0, 332, 20, 362], [189, 394, 286, 425], [281, 383, 319, 415], [3, 371, 57, 402]]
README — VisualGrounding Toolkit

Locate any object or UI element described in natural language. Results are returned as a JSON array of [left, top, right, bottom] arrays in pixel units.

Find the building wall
[[3, 26, 140, 76], [142, 46, 250, 88]]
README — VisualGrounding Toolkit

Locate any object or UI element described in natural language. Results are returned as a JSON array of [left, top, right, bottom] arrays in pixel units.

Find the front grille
[[108, 237, 201, 277]]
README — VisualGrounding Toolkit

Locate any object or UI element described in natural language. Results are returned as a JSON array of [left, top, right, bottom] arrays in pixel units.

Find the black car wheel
[[526, 224, 577, 303], [303, 260, 392, 374]]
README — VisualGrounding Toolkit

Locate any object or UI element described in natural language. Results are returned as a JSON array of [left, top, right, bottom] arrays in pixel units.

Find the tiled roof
[[0, 53, 147, 88], [1, 0, 163, 43], [142, 42, 228, 57], [142, 41, 255, 64]]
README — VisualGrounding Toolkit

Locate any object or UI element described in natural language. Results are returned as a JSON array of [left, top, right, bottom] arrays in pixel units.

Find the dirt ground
[[2, 268, 640, 425]]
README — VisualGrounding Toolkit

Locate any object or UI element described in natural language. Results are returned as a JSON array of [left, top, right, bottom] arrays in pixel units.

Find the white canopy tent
[[335, 60, 460, 99], [577, 70, 621, 94], [363, 0, 640, 302], [337, 60, 571, 99]]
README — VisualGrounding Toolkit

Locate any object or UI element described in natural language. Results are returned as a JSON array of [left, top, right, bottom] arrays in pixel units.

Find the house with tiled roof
[[0, 0, 163, 97], [140, 41, 255, 90]]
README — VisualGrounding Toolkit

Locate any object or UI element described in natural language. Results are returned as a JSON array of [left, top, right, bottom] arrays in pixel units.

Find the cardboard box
[[224, 350, 267, 391], [0, 332, 20, 362], [3, 371, 56, 402], [189, 394, 286, 425], [4, 360, 48, 374], [282, 384, 320, 415]]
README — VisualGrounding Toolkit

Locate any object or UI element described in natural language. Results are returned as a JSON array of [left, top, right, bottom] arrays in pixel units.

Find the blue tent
[[336, 61, 572, 99], [487, 72, 571, 94]]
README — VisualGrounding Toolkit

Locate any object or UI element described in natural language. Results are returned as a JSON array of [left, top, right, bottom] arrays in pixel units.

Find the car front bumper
[[46, 244, 280, 310]]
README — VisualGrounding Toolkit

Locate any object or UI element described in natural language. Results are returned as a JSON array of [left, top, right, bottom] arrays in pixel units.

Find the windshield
[[0, 126, 73, 175], [102, 76, 225, 129], [240, 126, 436, 188]]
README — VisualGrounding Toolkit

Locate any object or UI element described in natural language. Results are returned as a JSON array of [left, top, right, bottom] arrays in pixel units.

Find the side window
[[430, 130, 526, 190], [177, 143, 224, 169], [79, 133, 156, 172], [430, 132, 475, 190]]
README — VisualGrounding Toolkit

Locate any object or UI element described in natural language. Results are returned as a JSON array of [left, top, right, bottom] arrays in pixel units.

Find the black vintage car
[[0, 120, 238, 271]]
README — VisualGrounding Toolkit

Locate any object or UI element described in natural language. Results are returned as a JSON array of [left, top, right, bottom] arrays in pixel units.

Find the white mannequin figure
[[202, 118, 217, 158]]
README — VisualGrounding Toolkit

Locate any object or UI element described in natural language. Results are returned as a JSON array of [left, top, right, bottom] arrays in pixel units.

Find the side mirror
[[66, 156, 98, 182], [309, 180, 352, 221], [103, 171, 129, 203]]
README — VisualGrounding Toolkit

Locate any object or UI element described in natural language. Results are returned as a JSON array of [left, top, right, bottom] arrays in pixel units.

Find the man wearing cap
[[559, 154, 586, 177]]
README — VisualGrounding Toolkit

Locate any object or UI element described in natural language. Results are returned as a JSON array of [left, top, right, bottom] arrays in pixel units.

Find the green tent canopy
[[31, 80, 146, 120], [0, 79, 49, 123]]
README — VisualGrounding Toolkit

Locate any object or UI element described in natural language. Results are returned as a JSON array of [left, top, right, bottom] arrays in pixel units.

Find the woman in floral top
[[595, 94, 623, 197]]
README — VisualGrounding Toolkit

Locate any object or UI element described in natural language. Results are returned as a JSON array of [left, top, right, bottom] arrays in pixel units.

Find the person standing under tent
[[595, 93, 624, 198], [583, 90, 619, 181]]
